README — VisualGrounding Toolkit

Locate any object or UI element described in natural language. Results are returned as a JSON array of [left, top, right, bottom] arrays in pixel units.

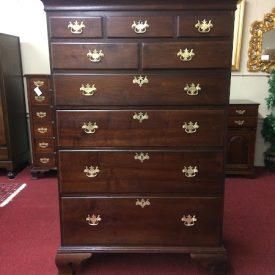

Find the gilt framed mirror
[[247, 7, 275, 72]]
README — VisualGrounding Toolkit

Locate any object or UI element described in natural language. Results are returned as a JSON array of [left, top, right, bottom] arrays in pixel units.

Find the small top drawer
[[107, 16, 174, 37], [228, 105, 259, 117], [49, 17, 102, 38]]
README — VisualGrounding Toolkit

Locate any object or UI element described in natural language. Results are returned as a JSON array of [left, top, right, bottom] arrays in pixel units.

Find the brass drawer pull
[[84, 165, 100, 177], [87, 49, 104, 62], [133, 75, 149, 87], [133, 112, 149, 123], [136, 198, 150, 208], [181, 215, 197, 226], [182, 121, 199, 134], [37, 127, 48, 134], [134, 152, 150, 163], [184, 83, 201, 96], [34, 80, 44, 87], [131, 20, 149, 33], [235, 109, 246, 115], [35, 95, 45, 102], [80, 84, 97, 96], [40, 158, 50, 164], [195, 19, 213, 33], [234, 120, 245, 126], [68, 20, 85, 34], [182, 166, 198, 177], [82, 122, 98, 134], [36, 112, 47, 118], [86, 214, 101, 226], [38, 142, 49, 149], [177, 48, 195, 61]]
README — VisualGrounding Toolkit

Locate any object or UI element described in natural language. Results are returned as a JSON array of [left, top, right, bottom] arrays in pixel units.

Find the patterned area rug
[[0, 183, 26, 207]]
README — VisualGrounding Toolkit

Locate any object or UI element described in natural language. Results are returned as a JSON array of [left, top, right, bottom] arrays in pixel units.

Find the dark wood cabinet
[[25, 75, 57, 178], [40, 0, 237, 273], [0, 33, 30, 179], [226, 100, 259, 177]]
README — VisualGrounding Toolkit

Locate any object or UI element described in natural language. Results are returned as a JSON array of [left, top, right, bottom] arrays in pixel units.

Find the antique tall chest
[[40, 0, 237, 273]]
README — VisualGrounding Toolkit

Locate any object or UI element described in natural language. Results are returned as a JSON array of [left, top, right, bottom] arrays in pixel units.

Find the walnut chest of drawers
[[40, 0, 237, 273]]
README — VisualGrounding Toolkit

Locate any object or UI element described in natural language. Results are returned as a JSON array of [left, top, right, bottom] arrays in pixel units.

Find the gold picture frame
[[232, 0, 245, 71]]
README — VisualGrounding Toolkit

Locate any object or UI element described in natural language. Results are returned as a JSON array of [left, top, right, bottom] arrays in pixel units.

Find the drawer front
[[34, 138, 55, 153], [49, 17, 102, 38], [142, 41, 232, 69], [51, 43, 138, 69], [59, 150, 224, 194], [54, 71, 229, 106], [61, 197, 222, 246], [228, 105, 259, 117], [33, 153, 56, 167], [31, 107, 54, 122], [107, 16, 174, 37], [57, 110, 226, 147], [178, 11, 234, 37], [28, 77, 52, 106], [228, 116, 258, 128], [33, 122, 54, 138]]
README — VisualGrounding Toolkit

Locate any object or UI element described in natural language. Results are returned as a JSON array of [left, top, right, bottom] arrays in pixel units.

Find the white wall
[[0, 0, 274, 165]]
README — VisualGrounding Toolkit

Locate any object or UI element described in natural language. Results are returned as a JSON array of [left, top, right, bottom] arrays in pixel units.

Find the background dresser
[[0, 33, 30, 179], [25, 75, 57, 178], [41, 0, 237, 273], [226, 100, 259, 177]]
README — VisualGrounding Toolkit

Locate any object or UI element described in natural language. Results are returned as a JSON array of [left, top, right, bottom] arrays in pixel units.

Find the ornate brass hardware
[[235, 109, 246, 115], [82, 122, 98, 134], [80, 84, 97, 96], [34, 80, 44, 87], [68, 20, 85, 34], [86, 214, 101, 226], [195, 19, 213, 33], [133, 112, 149, 123], [184, 83, 201, 96], [182, 166, 198, 177], [182, 121, 199, 134], [181, 215, 197, 226], [37, 127, 48, 134], [131, 20, 149, 33], [83, 165, 100, 178], [36, 112, 46, 118], [87, 49, 104, 62], [136, 198, 150, 208], [35, 95, 45, 102], [39, 158, 50, 164], [133, 75, 149, 87], [134, 152, 150, 163], [234, 120, 245, 126], [38, 142, 49, 149], [177, 48, 195, 62]]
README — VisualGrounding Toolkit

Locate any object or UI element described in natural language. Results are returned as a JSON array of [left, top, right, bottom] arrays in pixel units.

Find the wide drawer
[[59, 150, 224, 194], [61, 197, 223, 246], [228, 116, 258, 128], [31, 107, 54, 122], [142, 41, 232, 69], [34, 138, 56, 153], [51, 43, 138, 69], [33, 122, 54, 138], [106, 16, 173, 37], [53, 71, 229, 106], [57, 109, 226, 147], [49, 16, 102, 38]]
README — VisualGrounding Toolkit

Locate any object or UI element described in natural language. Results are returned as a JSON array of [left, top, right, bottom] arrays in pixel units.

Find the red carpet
[[0, 167, 274, 274]]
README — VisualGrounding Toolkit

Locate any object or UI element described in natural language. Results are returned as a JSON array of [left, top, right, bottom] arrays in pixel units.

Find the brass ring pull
[[182, 121, 199, 134], [133, 75, 149, 87], [234, 120, 245, 126], [181, 215, 197, 226], [131, 20, 149, 33], [36, 112, 47, 118], [184, 83, 201, 96], [82, 122, 98, 134], [133, 112, 149, 123], [38, 142, 49, 149], [134, 152, 150, 163], [80, 84, 97, 96], [195, 19, 213, 33], [87, 49, 104, 62], [86, 214, 101, 226], [40, 158, 50, 164], [235, 109, 246, 115], [136, 199, 150, 208], [177, 48, 195, 61], [182, 166, 198, 177], [35, 96, 45, 102], [84, 165, 100, 177], [68, 20, 85, 34], [37, 127, 48, 134]]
